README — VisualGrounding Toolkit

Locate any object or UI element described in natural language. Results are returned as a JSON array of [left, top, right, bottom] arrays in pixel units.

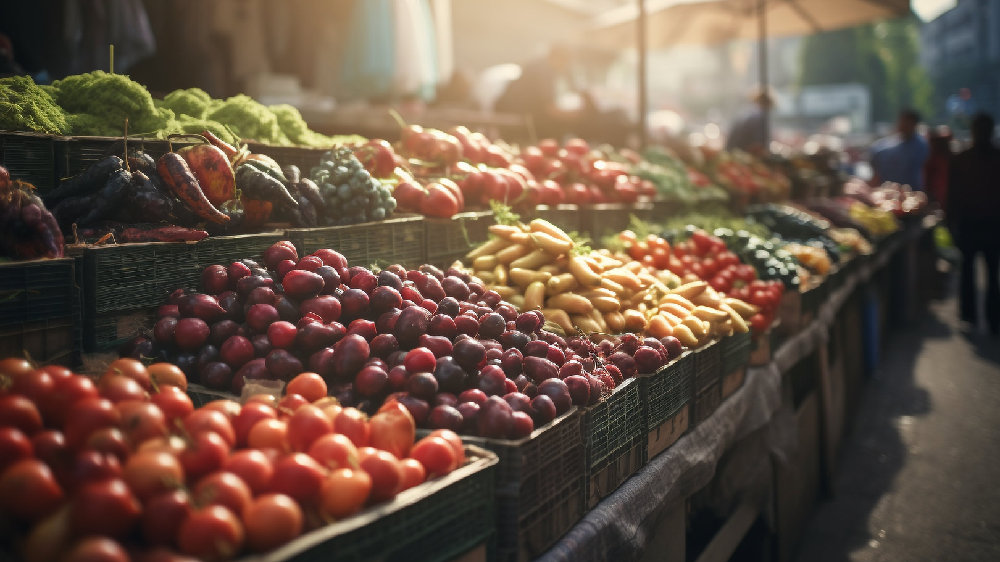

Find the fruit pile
[[463, 219, 758, 345], [517, 138, 654, 205], [618, 228, 783, 336], [129, 241, 677, 440], [0, 357, 467, 561], [309, 147, 397, 224]]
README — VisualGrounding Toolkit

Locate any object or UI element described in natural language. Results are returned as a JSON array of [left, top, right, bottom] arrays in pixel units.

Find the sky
[[911, 0, 957, 21]]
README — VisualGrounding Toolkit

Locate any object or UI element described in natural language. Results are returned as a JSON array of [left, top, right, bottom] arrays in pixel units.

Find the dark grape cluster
[[311, 147, 396, 225]]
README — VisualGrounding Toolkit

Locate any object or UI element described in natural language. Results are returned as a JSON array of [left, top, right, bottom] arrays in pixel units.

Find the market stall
[[0, 64, 938, 562]]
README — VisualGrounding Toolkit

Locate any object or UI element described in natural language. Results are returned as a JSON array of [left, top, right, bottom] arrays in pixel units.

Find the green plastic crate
[[0, 131, 56, 194], [77, 232, 284, 351], [424, 211, 494, 267], [640, 354, 694, 431]]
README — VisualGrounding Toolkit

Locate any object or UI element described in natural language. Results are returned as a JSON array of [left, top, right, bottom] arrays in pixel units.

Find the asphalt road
[[794, 294, 1000, 562]]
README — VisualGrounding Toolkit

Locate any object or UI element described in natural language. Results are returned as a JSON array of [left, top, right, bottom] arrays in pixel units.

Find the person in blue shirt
[[870, 109, 930, 189]]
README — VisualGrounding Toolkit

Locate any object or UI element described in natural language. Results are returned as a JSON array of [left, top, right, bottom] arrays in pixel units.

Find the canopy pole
[[638, 0, 648, 149], [757, 0, 769, 149]]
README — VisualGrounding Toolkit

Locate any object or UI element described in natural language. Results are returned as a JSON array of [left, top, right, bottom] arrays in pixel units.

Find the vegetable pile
[[0, 73, 349, 148], [0, 356, 470, 561]]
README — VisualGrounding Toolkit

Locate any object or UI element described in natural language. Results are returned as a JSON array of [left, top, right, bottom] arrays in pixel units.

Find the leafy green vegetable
[[0, 76, 69, 134], [51, 71, 170, 135], [489, 201, 520, 226], [161, 88, 213, 119], [208, 95, 289, 145]]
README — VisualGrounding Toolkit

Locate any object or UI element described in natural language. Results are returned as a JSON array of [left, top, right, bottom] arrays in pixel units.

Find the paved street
[[794, 292, 1000, 562]]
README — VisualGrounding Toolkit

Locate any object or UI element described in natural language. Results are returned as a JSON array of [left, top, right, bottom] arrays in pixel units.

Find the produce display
[[461, 217, 758, 345], [616, 228, 783, 335], [125, 240, 678, 441], [40, 133, 396, 242], [0, 166, 64, 259], [0, 357, 471, 561], [0, 72, 357, 147]]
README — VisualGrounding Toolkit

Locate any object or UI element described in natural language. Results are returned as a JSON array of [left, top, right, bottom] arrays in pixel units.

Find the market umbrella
[[591, 0, 912, 144]]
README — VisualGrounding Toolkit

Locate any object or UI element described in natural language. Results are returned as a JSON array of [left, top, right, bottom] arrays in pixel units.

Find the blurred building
[[921, 0, 1000, 125]]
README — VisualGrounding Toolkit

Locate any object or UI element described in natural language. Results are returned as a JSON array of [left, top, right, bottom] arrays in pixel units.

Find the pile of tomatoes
[[0, 357, 464, 562], [620, 228, 784, 334]]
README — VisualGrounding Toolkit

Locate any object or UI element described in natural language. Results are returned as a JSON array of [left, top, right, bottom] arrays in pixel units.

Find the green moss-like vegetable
[[269, 103, 331, 147], [161, 88, 213, 119], [176, 115, 237, 145], [0, 76, 70, 134], [207, 95, 290, 145], [51, 71, 170, 135]]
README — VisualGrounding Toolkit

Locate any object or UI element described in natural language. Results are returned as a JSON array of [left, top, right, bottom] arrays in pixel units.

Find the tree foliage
[[798, 16, 934, 125]]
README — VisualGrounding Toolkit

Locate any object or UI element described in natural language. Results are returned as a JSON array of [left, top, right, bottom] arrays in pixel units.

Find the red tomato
[[179, 430, 230, 482], [193, 471, 253, 515], [0, 394, 43, 435], [11, 368, 54, 404], [0, 357, 36, 388], [147, 363, 188, 391], [64, 397, 121, 449], [201, 400, 242, 421], [0, 459, 64, 521], [357, 447, 403, 503], [690, 231, 713, 255], [116, 400, 169, 449], [286, 404, 333, 452], [277, 393, 309, 412], [243, 493, 303, 553], [370, 400, 416, 459], [627, 241, 648, 261], [183, 409, 235, 447], [717, 251, 740, 268], [700, 257, 717, 276], [399, 458, 426, 491], [104, 358, 152, 391], [319, 468, 371, 519], [122, 450, 184, 502], [63, 537, 130, 562], [224, 449, 275, 496], [247, 419, 289, 452], [409, 436, 458, 478], [427, 429, 466, 467], [333, 407, 370, 448], [85, 427, 130, 461], [749, 313, 769, 334], [234, 402, 278, 447], [98, 374, 147, 403], [269, 453, 327, 504], [69, 477, 141, 539], [150, 385, 194, 421], [177, 505, 245, 561], [40, 375, 98, 428], [308, 432, 360, 470], [141, 489, 193, 546], [286, 372, 328, 402]]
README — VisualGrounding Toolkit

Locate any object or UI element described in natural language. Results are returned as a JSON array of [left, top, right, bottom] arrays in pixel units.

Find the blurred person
[[870, 108, 929, 189], [924, 125, 953, 208], [726, 88, 773, 155], [494, 44, 578, 139], [948, 112, 1000, 334], [0, 34, 26, 77]]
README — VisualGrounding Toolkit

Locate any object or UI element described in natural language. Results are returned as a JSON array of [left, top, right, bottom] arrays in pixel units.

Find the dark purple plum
[[537, 378, 572, 414], [407, 372, 439, 400], [530, 394, 557, 426], [427, 405, 464, 431], [477, 396, 513, 438]]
